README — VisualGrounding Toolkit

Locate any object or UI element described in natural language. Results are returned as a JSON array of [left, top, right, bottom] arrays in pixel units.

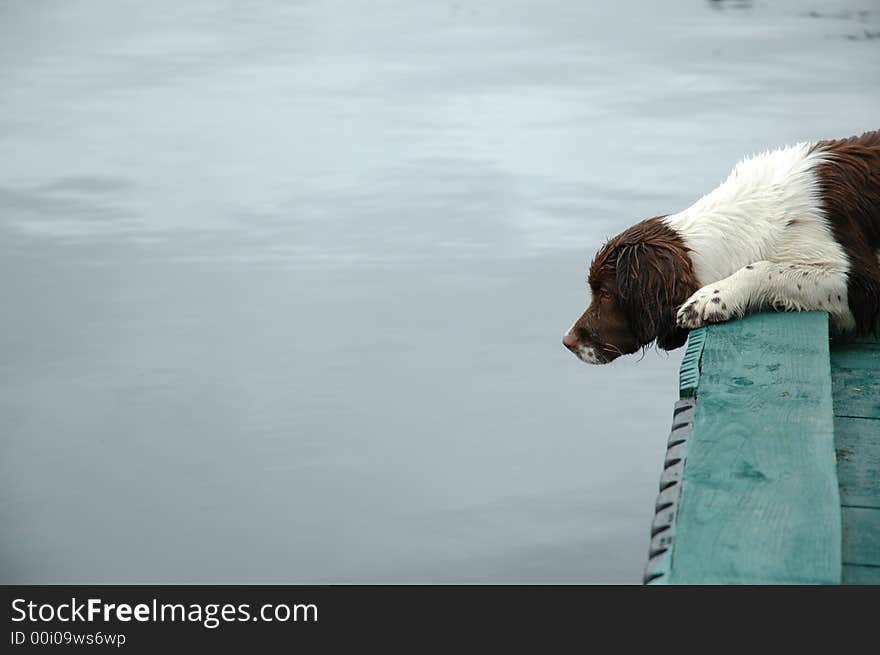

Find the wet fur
[[565, 129, 880, 365], [589, 218, 697, 352]]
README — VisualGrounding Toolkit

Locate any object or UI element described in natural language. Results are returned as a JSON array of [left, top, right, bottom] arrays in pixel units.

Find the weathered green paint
[[660, 312, 842, 584], [843, 564, 880, 584], [834, 417, 880, 509], [830, 339, 880, 419], [830, 332, 880, 583], [841, 507, 880, 566], [646, 312, 880, 584], [831, 372, 880, 419]]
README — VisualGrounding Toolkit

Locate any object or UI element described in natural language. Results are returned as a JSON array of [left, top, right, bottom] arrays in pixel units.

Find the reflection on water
[[0, 0, 878, 583]]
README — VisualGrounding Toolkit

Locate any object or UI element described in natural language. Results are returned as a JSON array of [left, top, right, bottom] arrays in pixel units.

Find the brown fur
[[565, 130, 880, 363], [565, 216, 698, 362], [812, 130, 880, 334]]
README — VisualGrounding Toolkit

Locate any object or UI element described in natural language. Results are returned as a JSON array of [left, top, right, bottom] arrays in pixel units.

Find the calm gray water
[[1, 0, 878, 583]]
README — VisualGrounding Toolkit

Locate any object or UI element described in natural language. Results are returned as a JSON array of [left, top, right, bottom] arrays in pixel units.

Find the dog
[[563, 129, 880, 364]]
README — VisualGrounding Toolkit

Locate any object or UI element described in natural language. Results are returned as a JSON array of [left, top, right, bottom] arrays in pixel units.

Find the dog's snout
[[562, 331, 579, 351]]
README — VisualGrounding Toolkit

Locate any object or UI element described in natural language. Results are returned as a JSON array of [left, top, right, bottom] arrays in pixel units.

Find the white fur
[[574, 344, 601, 365], [664, 142, 855, 332], [565, 317, 602, 363]]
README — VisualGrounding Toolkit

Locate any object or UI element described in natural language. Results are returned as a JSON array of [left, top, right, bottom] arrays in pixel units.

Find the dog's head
[[563, 217, 697, 364]]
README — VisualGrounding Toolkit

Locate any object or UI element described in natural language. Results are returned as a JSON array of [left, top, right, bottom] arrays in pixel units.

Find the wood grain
[[843, 564, 880, 584], [830, 342, 880, 419], [831, 337, 880, 583], [841, 506, 880, 567], [834, 417, 880, 509], [667, 312, 841, 584]]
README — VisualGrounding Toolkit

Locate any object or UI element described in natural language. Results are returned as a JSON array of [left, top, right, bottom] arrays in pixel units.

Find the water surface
[[1, 0, 878, 582]]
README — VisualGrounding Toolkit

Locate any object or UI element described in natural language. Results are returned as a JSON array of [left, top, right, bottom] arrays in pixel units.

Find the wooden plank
[[830, 342, 880, 419], [843, 564, 880, 584], [667, 312, 841, 584], [835, 417, 880, 509], [842, 506, 880, 567], [831, 368, 880, 419], [830, 341, 880, 369], [833, 335, 880, 579]]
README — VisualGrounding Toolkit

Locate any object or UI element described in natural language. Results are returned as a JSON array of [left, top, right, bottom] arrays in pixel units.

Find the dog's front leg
[[675, 261, 853, 330]]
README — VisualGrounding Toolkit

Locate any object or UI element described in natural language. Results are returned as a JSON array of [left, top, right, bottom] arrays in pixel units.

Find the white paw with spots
[[676, 285, 739, 329]]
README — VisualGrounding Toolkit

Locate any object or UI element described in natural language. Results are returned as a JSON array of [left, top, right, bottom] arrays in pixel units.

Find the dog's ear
[[615, 242, 695, 351], [656, 324, 689, 351]]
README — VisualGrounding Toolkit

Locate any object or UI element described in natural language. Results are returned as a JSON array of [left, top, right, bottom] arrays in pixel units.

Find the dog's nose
[[562, 332, 579, 351]]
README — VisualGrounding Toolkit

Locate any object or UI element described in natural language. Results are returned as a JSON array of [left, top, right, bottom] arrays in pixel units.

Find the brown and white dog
[[563, 130, 880, 364]]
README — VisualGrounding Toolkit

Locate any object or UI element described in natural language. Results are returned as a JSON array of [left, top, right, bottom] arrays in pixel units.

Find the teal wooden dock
[[644, 312, 880, 584]]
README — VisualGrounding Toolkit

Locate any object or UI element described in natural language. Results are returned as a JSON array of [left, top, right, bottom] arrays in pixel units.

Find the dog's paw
[[676, 287, 736, 329]]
